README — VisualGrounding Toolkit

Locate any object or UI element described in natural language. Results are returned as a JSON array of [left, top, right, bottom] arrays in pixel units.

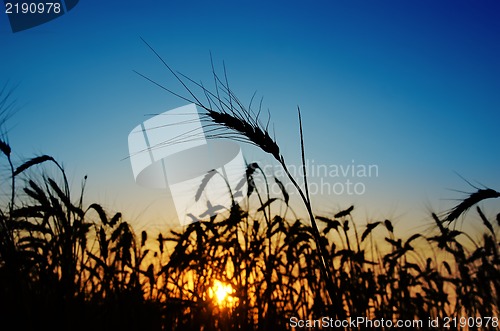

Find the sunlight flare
[[209, 280, 235, 306]]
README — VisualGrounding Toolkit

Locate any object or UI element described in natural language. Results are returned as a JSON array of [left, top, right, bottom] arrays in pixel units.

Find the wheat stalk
[[137, 40, 346, 315], [445, 188, 500, 223]]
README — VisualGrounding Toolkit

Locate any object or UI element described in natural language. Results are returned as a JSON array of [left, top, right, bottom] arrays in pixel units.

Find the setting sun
[[209, 280, 235, 305]]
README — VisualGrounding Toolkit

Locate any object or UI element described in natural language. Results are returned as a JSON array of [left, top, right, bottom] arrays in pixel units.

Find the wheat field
[[0, 69, 498, 330]]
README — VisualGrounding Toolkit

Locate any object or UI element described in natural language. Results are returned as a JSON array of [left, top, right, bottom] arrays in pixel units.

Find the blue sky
[[1, 0, 499, 233]]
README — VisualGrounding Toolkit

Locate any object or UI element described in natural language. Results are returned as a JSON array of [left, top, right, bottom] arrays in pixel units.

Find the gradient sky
[[1, 0, 499, 234]]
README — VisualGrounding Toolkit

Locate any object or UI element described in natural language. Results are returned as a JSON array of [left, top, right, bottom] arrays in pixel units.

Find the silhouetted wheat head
[[445, 188, 500, 223]]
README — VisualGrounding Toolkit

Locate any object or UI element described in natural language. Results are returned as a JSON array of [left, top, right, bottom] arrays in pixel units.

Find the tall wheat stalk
[[137, 40, 344, 315]]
